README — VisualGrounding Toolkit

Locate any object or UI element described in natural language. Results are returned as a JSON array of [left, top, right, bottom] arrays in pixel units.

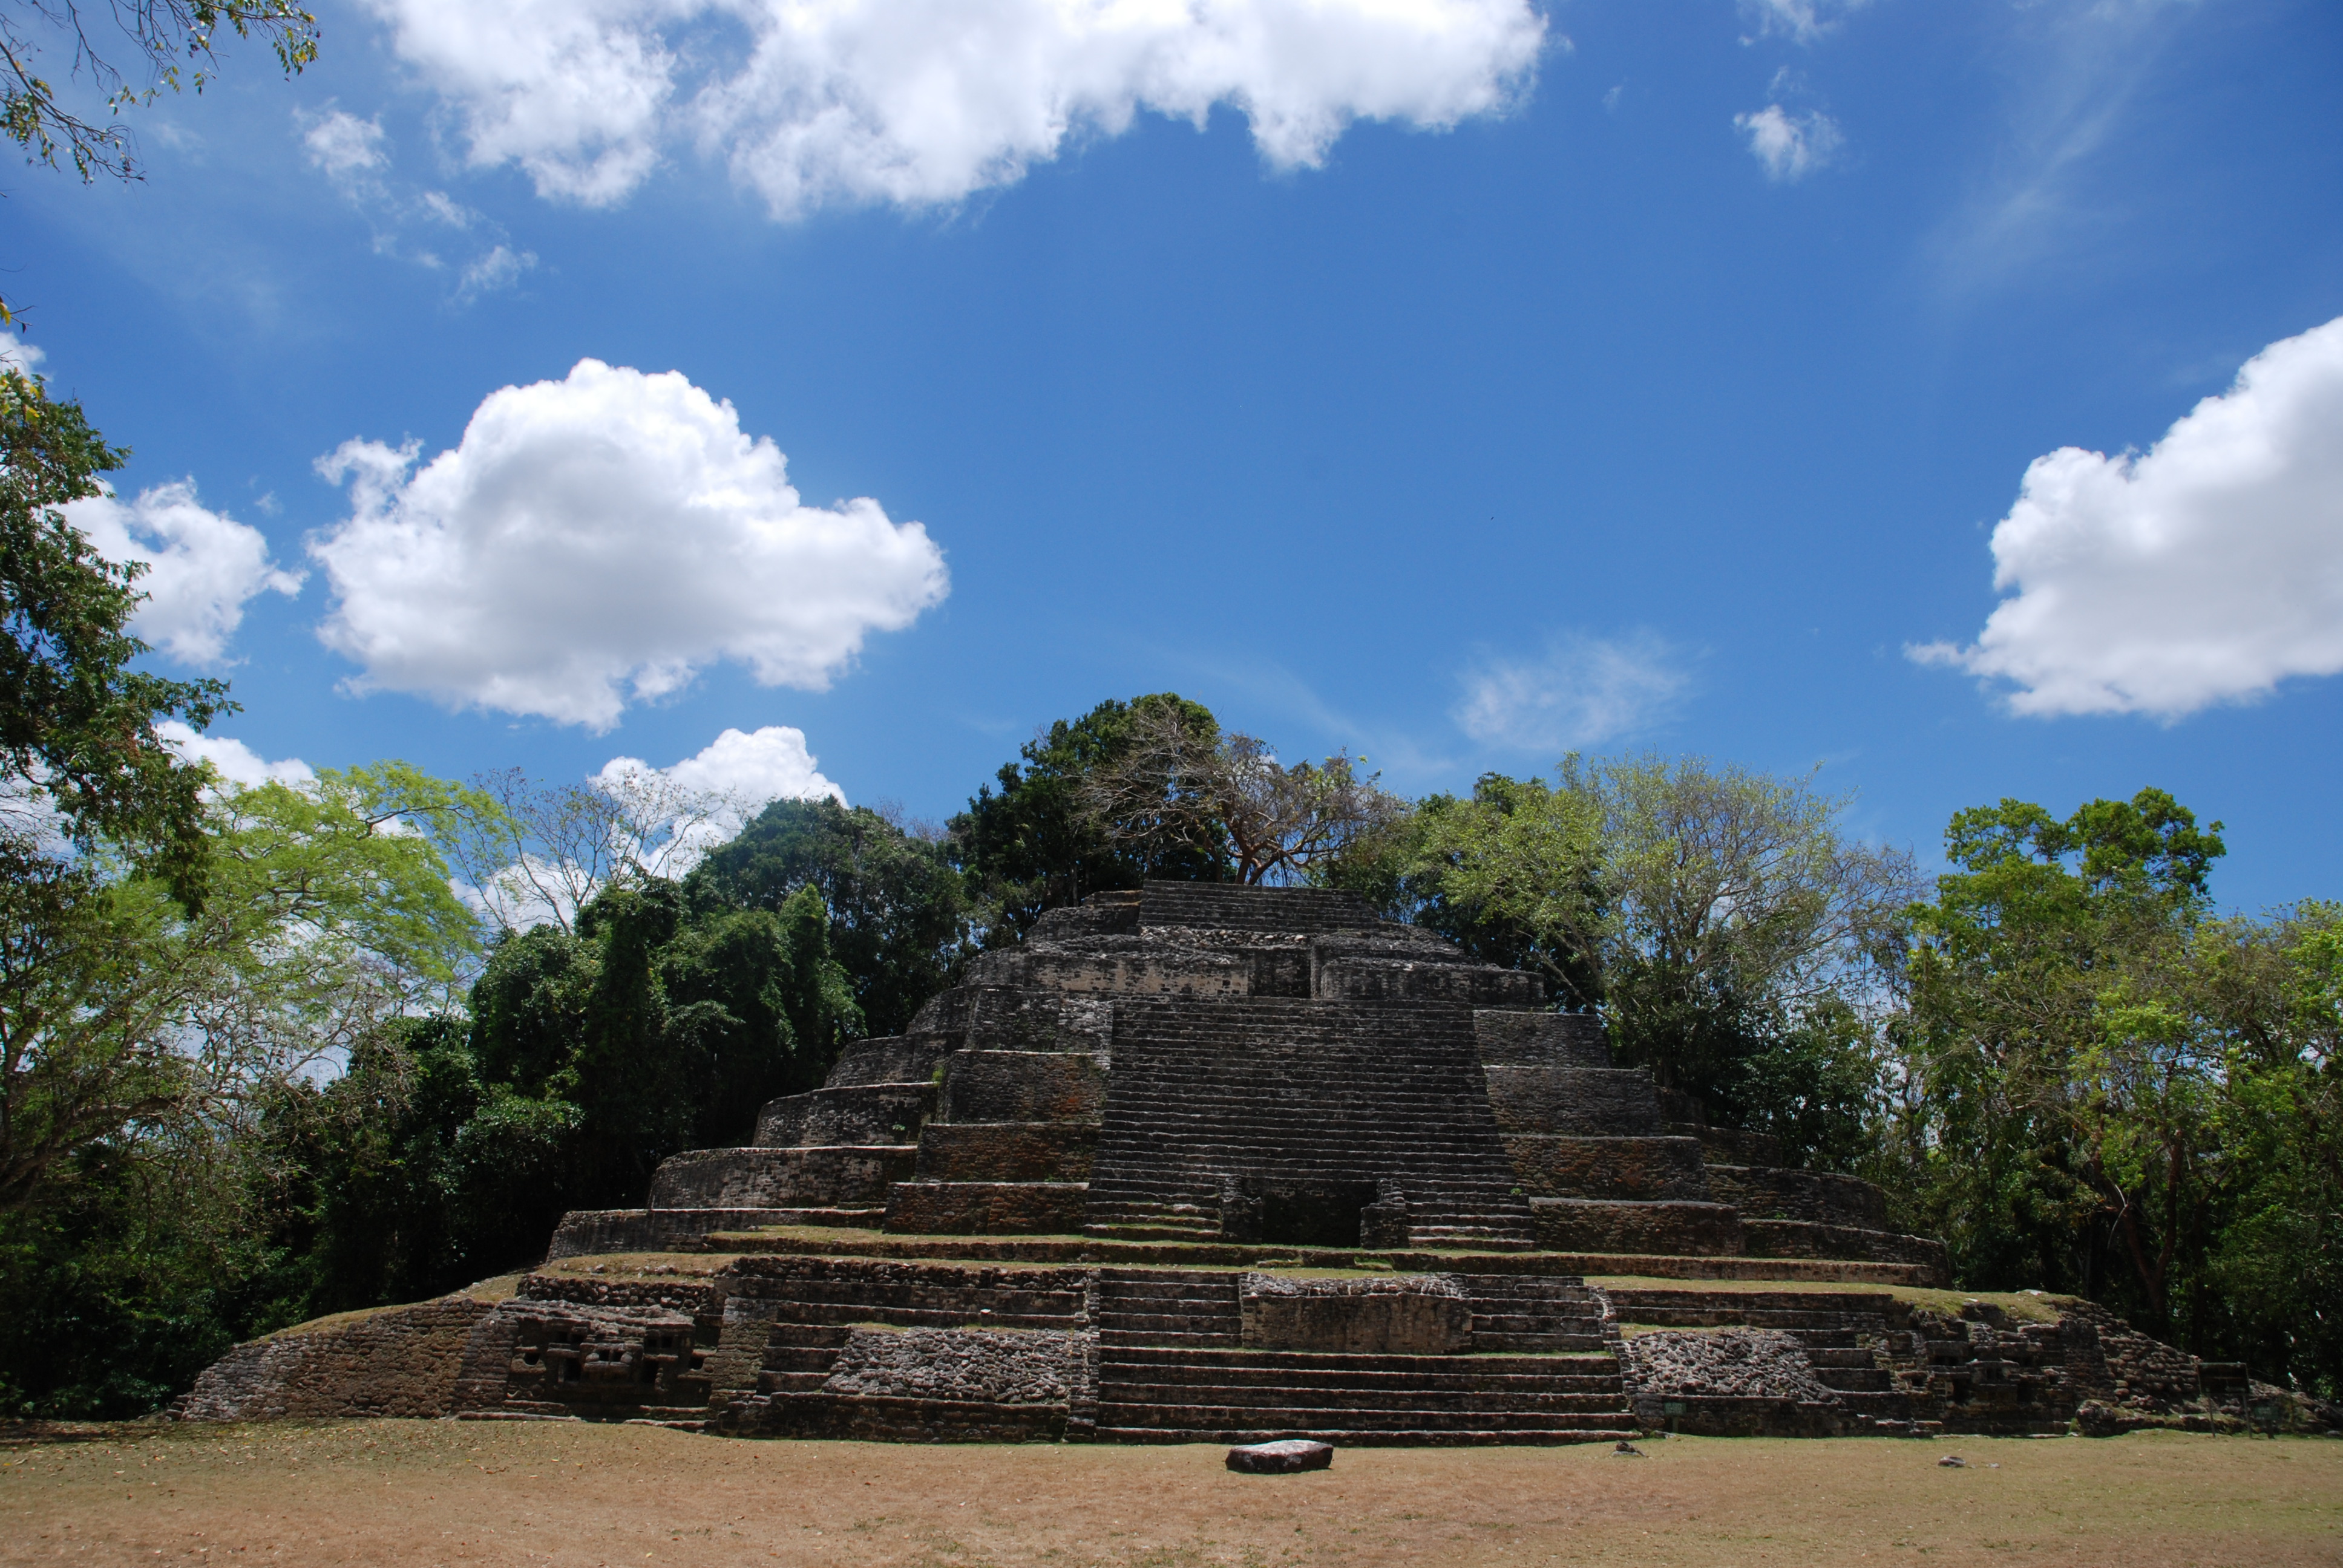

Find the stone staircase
[[1085, 998, 1538, 1249], [1086, 1269, 1636, 1445]]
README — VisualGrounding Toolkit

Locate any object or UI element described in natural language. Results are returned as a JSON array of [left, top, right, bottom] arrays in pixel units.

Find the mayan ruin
[[179, 881, 2299, 1446]]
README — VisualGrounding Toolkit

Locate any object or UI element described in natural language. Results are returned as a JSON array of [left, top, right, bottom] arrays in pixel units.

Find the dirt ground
[[4, 1422, 2337, 1568]]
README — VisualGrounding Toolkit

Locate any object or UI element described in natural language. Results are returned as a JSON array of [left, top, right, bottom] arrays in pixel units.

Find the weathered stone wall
[[822, 1034, 957, 1089], [1530, 1198, 1745, 1255], [1504, 1135, 1712, 1200], [754, 1083, 934, 1148], [941, 1051, 1106, 1123], [1741, 1219, 1948, 1272], [646, 1145, 916, 1209], [1472, 1010, 1611, 1068], [885, 1180, 1089, 1235], [546, 1207, 798, 1259], [968, 944, 1251, 998], [177, 1296, 496, 1422], [1315, 958, 1542, 1008], [914, 1123, 1097, 1181], [1484, 1068, 1663, 1136], [1703, 1165, 1889, 1229], [964, 990, 1115, 1053]]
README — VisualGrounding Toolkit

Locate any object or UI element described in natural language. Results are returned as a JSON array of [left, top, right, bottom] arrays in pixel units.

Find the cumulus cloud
[[308, 358, 949, 730], [359, 0, 1548, 216], [0, 330, 45, 376], [64, 482, 305, 665], [1455, 632, 1688, 752], [1911, 316, 2343, 719], [157, 720, 318, 788], [598, 723, 845, 864], [1735, 103, 1841, 180]]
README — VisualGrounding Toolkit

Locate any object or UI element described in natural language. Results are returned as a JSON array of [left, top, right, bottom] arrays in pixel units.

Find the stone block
[[942, 1051, 1107, 1123], [1503, 1135, 1712, 1200], [1227, 1440, 1334, 1473], [1484, 1067, 1662, 1136], [1239, 1272, 1472, 1354], [647, 1145, 916, 1210], [1529, 1198, 1745, 1255], [916, 1122, 1098, 1181], [756, 1083, 935, 1148], [819, 1325, 1078, 1406], [885, 1181, 1090, 1235], [1472, 1010, 1611, 1068]]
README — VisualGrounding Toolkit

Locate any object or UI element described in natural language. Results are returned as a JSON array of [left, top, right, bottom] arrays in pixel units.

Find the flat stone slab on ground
[[1227, 1440, 1334, 1474]]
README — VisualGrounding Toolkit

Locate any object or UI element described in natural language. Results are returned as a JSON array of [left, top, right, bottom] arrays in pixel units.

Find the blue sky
[[8, 0, 2341, 911]]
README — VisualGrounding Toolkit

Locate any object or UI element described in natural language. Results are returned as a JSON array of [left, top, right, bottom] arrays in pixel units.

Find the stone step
[[1092, 1403, 1627, 1432], [1088, 1425, 1637, 1447], [1099, 1385, 1632, 1416], [1092, 1359, 1611, 1387], [1098, 1348, 1620, 1376]]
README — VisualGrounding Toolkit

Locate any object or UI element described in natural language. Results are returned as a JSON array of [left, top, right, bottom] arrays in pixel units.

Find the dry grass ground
[[4, 1422, 2336, 1568]]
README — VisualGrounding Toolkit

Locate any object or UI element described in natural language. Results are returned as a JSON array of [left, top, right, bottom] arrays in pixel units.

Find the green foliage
[[1, 0, 320, 220], [1328, 773, 1605, 1008], [0, 368, 228, 898], [949, 693, 1229, 941], [1896, 790, 2341, 1395], [687, 796, 971, 1036], [464, 875, 860, 1212]]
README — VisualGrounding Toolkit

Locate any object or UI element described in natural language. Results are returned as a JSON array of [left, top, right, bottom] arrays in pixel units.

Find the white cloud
[[649, 724, 844, 807], [1455, 632, 1688, 752], [1735, 103, 1841, 181], [1912, 316, 2343, 719], [1740, 0, 1869, 46], [598, 723, 845, 864], [0, 330, 45, 376], [456, 243, 538, 300], [308, 358, 949, 730], [360, 0, 1548, 216], [64, 482, 305, 665], [157, 720, 317, 788], [297, 105, 536, 300], [301, 108, 389, 188]]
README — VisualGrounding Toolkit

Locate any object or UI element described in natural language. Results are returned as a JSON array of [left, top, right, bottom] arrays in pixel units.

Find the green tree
[[1572, 753, 1918, 1138], [1, 368, 229, 898], [687, 796, 971, 1036], [0, 764, 480, 1212], [949, 694, 1228, 941], [1328, 773, 1605, 1008]]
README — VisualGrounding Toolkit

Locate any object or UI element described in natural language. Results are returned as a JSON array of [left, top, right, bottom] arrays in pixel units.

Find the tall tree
[[1, 368, 228, 900], [687, 797, 970, 1037], [949, 693, 1228, 942], [1082, 704, 1404, 887], [0, 765, 480, 1212]]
